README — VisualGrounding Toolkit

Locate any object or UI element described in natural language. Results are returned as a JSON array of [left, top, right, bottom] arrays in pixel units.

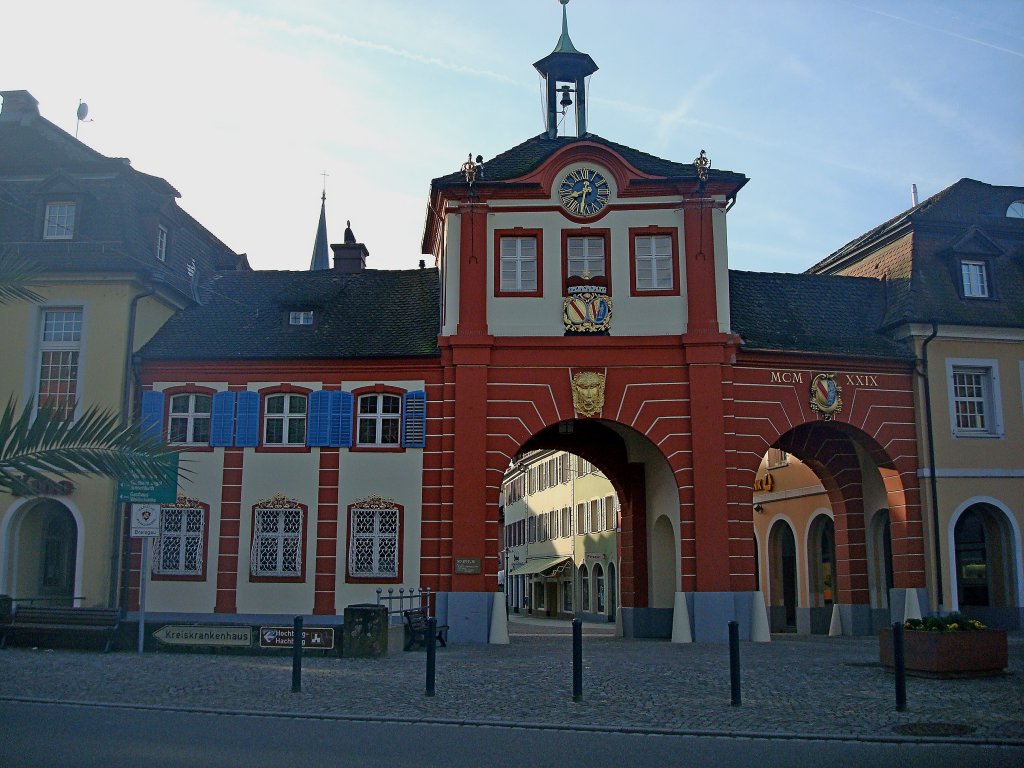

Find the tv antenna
[[75, 100, 93, 138]]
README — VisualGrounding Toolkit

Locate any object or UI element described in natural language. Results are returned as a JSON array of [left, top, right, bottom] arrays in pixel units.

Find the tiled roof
[[139, 268, 441, 361], [432, 133, 747, 187], [729, 271, 912, 359]]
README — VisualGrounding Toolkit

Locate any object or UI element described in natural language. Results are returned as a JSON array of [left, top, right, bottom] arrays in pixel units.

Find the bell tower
[[534, 0, 598, 139]]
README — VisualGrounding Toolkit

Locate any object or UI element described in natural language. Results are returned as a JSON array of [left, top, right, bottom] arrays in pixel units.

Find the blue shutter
[[337, 391, 354, 448], [327, 390, 344, 447], [140, 391, 165, 440], [234, 391, 260, 447], [403, 390, 427, 448], [210, 391, 236, 447], [307, 390, 332, 447]]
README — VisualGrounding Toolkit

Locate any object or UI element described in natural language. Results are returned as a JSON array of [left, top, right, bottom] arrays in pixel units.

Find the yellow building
[[0, 90, 241, 611]]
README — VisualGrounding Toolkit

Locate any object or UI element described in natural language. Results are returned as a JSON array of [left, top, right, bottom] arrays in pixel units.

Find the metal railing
[[376, 586, 435, 624]]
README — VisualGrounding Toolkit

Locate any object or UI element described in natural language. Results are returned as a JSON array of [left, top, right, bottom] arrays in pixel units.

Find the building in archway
[[132, 5, 927, 643]]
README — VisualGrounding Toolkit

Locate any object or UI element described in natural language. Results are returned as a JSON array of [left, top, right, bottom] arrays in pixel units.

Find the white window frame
[[356, 392, 401, 446], [946, 359, 1003, 437], [348, 505, 399, 578], [633, 234, 673, 291], [168, 392, 212, 445], [566, 236, 606, 279], [37, 307, 83, 421], [153, 506, 205, 576], [264, 393, 307, 445], [156, 224, 168, 262], [43, 201, 76, 240], [499, 236, 538, 292], [289, 310, 313, 326], [960, 260, 989, 298], [251, 506, 303, 577]]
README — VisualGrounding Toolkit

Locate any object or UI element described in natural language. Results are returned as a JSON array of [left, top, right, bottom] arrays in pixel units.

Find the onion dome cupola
[[534, 0, 597, 139]]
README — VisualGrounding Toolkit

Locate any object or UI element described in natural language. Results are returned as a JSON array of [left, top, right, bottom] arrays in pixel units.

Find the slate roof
[[431, 133, 747, 188], [729, 271, 912, 359], [139, 268, 441, 361]]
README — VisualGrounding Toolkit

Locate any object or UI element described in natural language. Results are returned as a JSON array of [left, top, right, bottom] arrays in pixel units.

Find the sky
[[3, 0, 1022, 274]]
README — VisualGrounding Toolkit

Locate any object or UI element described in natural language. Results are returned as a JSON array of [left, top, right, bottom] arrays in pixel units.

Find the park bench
[[402, 608, 448, 651], [0, 606, 121, 652]]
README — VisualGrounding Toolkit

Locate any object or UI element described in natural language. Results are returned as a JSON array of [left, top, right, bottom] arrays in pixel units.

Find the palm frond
[[0, 248, 46, 304], [0, 397, 183, 496]]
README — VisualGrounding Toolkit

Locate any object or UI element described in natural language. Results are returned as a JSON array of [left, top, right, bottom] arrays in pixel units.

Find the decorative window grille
[[567, 236, 605, 279], [43, 201, 75, 239], [264, 393, 307, 445], [499, 236, 538, 292], [634, 234, 673, 290], [153, 502, 205, 576], [37, 308, 82, 420], [357, 393, 401, 446], [960, 261, 989, 298], [251, 502, 303, 577], [349, 502, 399, 578], [168, 393, 212, 444]]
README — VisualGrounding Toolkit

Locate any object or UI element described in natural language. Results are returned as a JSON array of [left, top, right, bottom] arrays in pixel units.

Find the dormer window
[[156, 225, 168, 262], [960, 260, 989, 298], [1006, 200, 1024, 219], [43, 202, 75, 239], [289, 311, 313, 326]]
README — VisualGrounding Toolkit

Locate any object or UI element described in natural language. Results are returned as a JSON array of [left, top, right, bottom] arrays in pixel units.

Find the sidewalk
[[1, 624, 1021, 744]]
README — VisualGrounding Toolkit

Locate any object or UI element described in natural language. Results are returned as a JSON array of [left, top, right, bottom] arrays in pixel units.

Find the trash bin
[[0, 595, 11, 623], [342, 603, 388, 658]]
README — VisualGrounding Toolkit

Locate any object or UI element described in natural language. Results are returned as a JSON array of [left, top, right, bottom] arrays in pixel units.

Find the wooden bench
[[0, 606, 121, 652], [402, 608, 448, 651]]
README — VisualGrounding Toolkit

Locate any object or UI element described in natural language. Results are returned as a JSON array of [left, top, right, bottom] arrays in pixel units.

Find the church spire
[[534, 0, 598, 139], [309, 190, 329, 271]]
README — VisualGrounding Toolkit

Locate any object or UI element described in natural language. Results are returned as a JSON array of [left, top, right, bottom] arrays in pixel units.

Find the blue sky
[[4, 0, 1022, 273]]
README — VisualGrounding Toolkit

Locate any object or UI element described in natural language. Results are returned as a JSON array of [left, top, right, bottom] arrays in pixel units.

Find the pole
[[137, 537, 148, 654], [728, 620, 741, 706], [893, 621, 907, 711], [572, 617, 583, 702], [425, 617, 437, 697], [292, 616, 303, 693]]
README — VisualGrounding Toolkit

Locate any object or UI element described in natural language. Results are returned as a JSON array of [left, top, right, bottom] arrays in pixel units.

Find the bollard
[[728, 620, 741, 707], [572, 618, 583, 702], [893, 621, 907, 711], [292, 616, 303, 693], [425, 617, 437, 697]]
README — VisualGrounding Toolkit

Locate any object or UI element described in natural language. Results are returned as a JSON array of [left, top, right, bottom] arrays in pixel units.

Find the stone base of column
[[888, 587, 929, 625], [625, 592, 772, 642]]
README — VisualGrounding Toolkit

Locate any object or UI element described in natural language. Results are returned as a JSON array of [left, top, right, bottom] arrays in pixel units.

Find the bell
[[559, 85, 573, 110]]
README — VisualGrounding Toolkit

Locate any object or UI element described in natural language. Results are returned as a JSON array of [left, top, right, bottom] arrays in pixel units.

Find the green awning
[[508, 556, 572, 577]]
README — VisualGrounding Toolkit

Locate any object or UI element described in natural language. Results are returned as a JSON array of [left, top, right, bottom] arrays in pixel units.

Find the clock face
[[558, 167, 610, 217]]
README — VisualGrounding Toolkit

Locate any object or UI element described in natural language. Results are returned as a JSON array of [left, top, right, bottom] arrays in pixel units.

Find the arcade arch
[[1, 497, 81, 605], [949, 499, 1022, 626]]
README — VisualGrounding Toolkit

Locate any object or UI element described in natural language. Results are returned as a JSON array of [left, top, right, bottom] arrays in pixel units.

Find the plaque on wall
[[454, 558, 482, 575]]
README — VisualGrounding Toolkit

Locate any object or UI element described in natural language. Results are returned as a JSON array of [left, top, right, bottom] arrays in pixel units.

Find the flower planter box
[[879, 628, 1008, 678]]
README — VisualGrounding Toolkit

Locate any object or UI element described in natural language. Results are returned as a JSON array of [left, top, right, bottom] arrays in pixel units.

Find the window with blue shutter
[[307, 390, 332, 447], [234, 391, 260, 447], [336, 391, 354, 448], [210, 391, 236, 447], [403, 390, 427, 448], [140, 391, 165, 440]]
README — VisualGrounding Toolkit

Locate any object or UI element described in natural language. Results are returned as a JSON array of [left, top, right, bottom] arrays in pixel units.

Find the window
[[1006, 200, 1024, 219], [767, 448, 789, 469], [168, 393, 212, 445], [264, 393, 307, 445], [357, 393, 401, 446], [289, 310, 313, 325], [496, 232, 542, 296], [37, 308, 82, 420], [604, 495, 615, 530], [528, 515, 537, 543], [577, 502, 588, 534], [43, 202, 75, 239], [156, 225, 168, 262], [251, 501, 304, 578], [590, 499, 601, 532], [348, 500, 400, 580], [551, 509, 559, 539], [947, 360, 1003, 437], [561, 506, 572, 537], [566, 235, 606, 281], [580, 565, 590, 612], [595, 563, 605, 613], [960, 260, 989, 298], [153, 503, 207, 578]]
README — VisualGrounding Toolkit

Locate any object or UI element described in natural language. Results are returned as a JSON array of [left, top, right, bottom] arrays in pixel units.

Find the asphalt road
[[2, 701, 1022, 768]]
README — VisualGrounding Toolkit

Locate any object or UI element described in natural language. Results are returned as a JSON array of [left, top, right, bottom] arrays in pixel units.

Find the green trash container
[[342, 603, 388, 658]]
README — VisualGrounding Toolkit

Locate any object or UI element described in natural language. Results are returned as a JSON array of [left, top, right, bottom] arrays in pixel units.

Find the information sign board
[[259, 626, 335, 650], [117, 454, 179, 504], [152, 625, 253, 647], [130, 504, 161, 537]]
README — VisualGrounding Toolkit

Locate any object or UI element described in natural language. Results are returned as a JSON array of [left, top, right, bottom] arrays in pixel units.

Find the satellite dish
[[77, 102, 89, 121]]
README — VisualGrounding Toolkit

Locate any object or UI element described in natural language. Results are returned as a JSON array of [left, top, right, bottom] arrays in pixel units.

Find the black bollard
[[292, 616, 303, 693], [572, 618, 583, 702], [728, 620, 741, 706], [425, 617, 437, 697], [893, 621, 907, 711]]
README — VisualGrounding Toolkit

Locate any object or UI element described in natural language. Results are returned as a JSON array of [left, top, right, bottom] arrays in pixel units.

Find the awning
[[508, 556, 572, 577]]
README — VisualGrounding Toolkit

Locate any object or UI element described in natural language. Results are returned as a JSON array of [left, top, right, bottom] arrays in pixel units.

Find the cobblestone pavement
[[1, 618, 1021, 744]]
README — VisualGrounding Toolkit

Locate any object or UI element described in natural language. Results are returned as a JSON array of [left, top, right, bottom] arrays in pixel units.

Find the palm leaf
[[0, 397, 184, 496], [0, 248, 46, 304]]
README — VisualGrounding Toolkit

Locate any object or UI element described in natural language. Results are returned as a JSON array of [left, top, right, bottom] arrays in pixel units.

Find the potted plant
[[879, 613, 1008, 677]]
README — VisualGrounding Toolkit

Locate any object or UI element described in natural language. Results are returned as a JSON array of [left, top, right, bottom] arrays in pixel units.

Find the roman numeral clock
[[559, 167, 610, 217]]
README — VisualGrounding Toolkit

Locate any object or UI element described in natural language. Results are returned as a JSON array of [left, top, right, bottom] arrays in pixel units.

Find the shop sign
[[753, 473, 774, 492], [259, 626, 335, 650], [12, 477, 75, 497], [585, 553, 605, 562]]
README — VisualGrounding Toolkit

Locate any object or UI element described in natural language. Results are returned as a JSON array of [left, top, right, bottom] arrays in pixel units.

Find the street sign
[[117, 454, 179, 504], [152, 625, 253, 647], [130, 504, 161, 538], [259, 626, 335, 650]]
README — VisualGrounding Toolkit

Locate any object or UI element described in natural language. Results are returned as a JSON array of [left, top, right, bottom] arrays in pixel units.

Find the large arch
[[1, 496, 85, 606]]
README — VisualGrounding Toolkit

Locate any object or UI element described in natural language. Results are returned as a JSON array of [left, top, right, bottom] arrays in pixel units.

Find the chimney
[[330, 220, 368, 273], [0, 90, 41, 125]]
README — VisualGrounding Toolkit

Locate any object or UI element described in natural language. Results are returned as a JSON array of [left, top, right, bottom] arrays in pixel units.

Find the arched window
[[579, 564, 590, 612], [955, 509, 989, 606], [594, 563, 605, 613]]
